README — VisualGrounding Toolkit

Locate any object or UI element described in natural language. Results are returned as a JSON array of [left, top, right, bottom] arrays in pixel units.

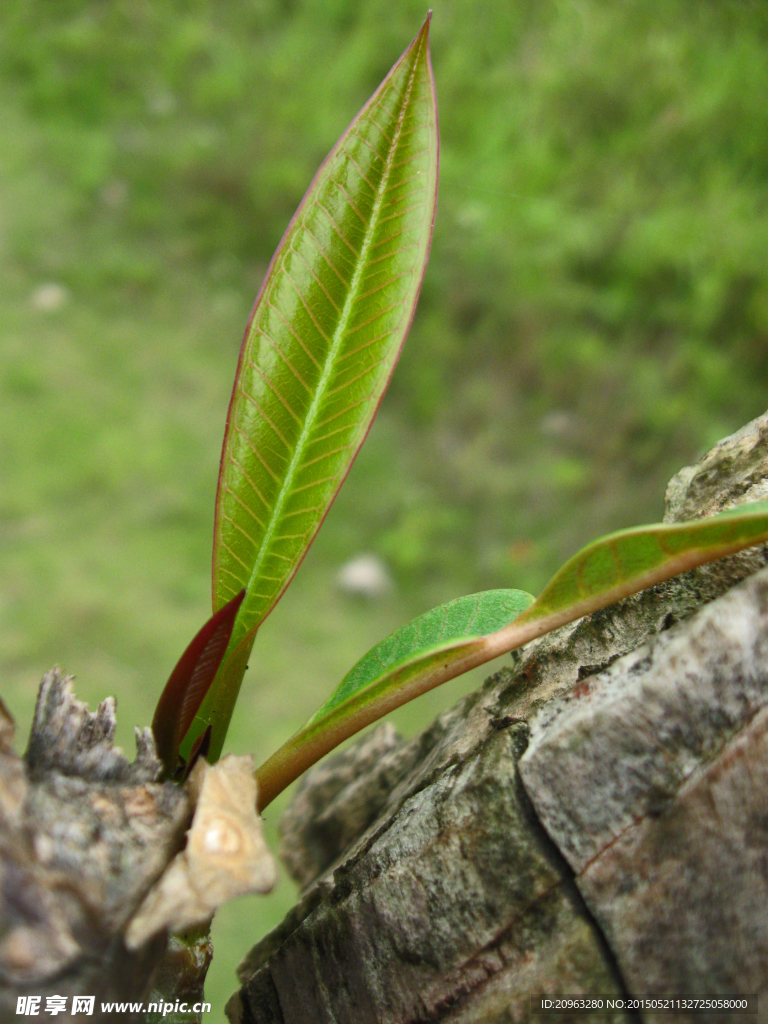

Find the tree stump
[[0, 674, 275, 1023], [228, 411, 768, 1024]]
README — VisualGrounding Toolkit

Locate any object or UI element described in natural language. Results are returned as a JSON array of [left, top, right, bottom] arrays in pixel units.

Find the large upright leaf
[[192, 17, 439, 761], [255, 500, 768, 809]]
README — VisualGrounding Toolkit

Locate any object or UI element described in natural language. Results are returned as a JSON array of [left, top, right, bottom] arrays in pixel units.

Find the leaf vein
[[342, 151, 377, 192], [315, 201, 360, 255], [365, 242, 419, 267], [369, 227, 406, 251], [220, 539, 251, 572], [230, 451, 275, 505], [232, 425, 281, 484], [280, 264, 332, 344], [313, 395, 374, 430], [343, 301, 401, 338], [348, 129, 387, 166], [288, 242, 343, 313], [264, 301, 323, 369], [391, 148, 429, 171], [337, 329, 392, 363], [368, 114, 394, 145], [377, 200, 427, 226], [254, 328, 313, 394], [246, 357, 303, 424], [326, 356, 387, 396], [328, 178, 368, 225], [220, 513, 259, 549], [301, 442, 355, 470], [357, 271, 410, 301], [222, 482, 267, 527], [385, 186, 427, 208], [302, 229, 350, 288], [290, 474, 337, 495], [240, 387, 293, 450]]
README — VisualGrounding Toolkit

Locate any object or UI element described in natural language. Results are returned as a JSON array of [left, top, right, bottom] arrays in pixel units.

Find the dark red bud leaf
[[152, 589, 245, 777]]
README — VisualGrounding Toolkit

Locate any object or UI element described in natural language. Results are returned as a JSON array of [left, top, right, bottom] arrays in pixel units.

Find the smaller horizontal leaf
[[509, 497, 768, 638], [152, 589, 245, 778], [309, 588, 535, 723], [255, 500, 768, 810], [255, 589, 534, 808]]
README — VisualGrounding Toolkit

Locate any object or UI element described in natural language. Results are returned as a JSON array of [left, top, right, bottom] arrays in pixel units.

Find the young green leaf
[[151, 589, 245, 778], [190, 15, 439, 763], [255, 589, 534, 809], [508, 497, 768, 640], [255, 500, 768, 809], [310, 589, 534, 723]]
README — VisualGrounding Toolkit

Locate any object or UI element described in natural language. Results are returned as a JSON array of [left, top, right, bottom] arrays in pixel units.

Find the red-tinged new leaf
[[152, 589, 245, 777], [192, 15, 439, 763]]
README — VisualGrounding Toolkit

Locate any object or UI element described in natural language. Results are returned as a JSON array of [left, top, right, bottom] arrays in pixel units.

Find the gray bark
[[228, 411, 768, 1024], [0, 670, 275, 1022], [0, 670, 191, 1021]]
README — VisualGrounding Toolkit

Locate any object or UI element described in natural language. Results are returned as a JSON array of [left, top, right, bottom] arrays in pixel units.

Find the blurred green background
[[2, 0, 768, 1015]]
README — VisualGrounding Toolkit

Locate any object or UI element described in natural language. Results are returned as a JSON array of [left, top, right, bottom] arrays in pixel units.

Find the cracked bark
[[0, 670, 191, 1021], [228, 411, 768, 1024], [0, 672, 275, 1023]]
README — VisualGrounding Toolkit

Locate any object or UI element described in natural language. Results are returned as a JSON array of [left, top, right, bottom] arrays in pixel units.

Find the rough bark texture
[[229, 411, 768, 1024], [520, 569, 768, 1015], [0, 670, 191, 1021], [0, 670, 276, 1022]]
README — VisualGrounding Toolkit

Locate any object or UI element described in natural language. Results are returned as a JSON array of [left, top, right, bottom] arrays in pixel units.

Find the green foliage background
[[1, 0, 767, 1014]]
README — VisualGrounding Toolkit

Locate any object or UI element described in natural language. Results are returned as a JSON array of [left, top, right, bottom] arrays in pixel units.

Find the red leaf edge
[[151, 589, 245, 775]]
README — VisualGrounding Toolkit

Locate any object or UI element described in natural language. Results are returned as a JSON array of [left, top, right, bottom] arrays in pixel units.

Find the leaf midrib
[[236, 43, 424, 630]]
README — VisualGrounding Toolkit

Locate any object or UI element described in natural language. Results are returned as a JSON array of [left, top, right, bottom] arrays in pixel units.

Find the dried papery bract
[[125, 756, 276, 949]]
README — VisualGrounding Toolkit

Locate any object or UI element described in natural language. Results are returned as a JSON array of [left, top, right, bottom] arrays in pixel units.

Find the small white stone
[[539, 410, 575, 438], [146, 89, 177, 117], [100, 179, 129, 209], [31, 283, 69, 313], [337, 554, 393, 598]]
